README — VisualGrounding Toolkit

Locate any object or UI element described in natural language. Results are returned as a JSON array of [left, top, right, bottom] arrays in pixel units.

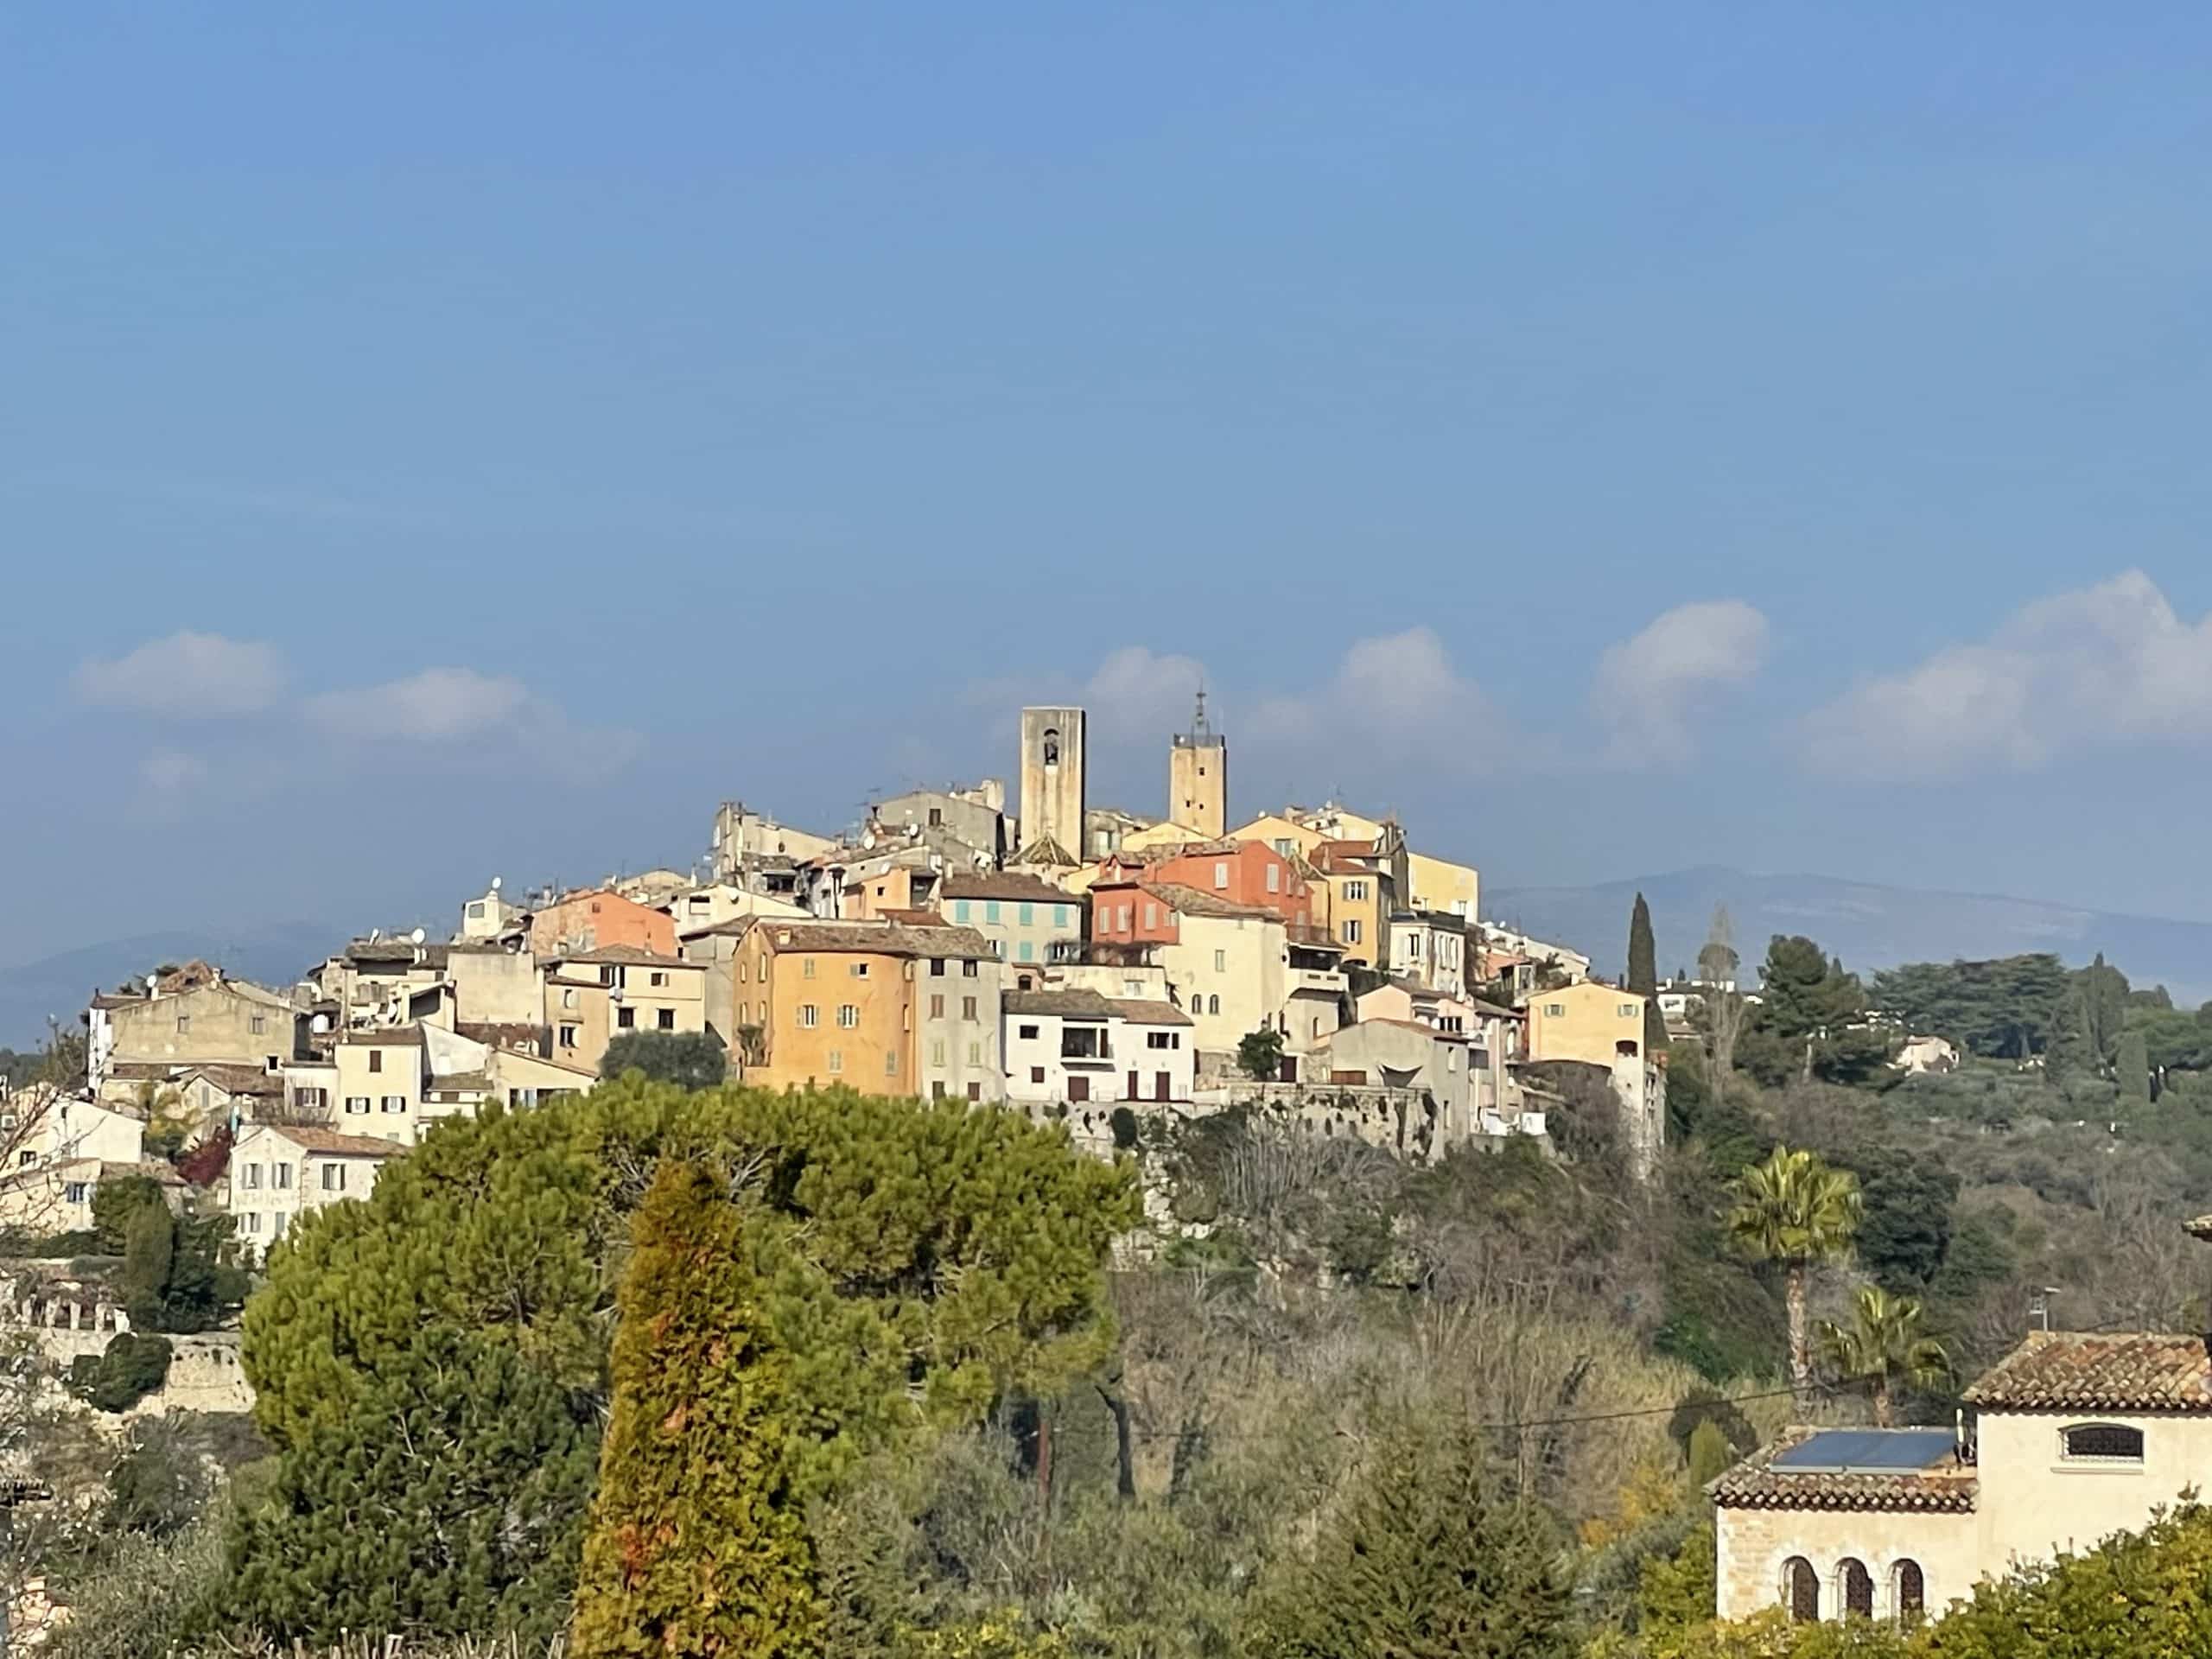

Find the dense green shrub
[[68, 1333, 172, 1413]]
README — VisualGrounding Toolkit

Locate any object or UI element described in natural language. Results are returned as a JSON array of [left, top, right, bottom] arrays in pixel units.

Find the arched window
[[1894, 1560, 1925, 1625], [1783, 1557, 1819, 1624], [1042, 728, 1060, 766], [2062, 1423, 2145, 1462], [1839, 1558, 1873, 1619], [1207, 995, 1220, 1015]]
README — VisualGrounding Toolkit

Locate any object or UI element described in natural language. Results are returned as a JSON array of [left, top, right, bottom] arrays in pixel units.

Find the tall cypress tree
[[2117, 1029, 2152, 1103], [1628, 893, 1666, 1058], [571, 1160, 818, 1659]]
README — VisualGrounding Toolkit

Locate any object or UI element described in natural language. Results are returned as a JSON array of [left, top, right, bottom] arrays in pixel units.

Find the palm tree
[[1725, 1144, 1863, 1407], [1819, 1285, 1950, 1427]]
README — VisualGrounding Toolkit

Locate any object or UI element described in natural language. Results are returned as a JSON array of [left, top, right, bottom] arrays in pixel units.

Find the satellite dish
[[491, 876, 503, 893], [411, 927, 426, 944]]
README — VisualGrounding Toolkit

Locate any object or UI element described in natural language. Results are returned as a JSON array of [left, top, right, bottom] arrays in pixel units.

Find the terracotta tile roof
[[1007, 834, 1079, 869], [1123, 882, 1277, 922], [1109, 998, 1192, 1027], [428, 1071, 494, 1094], [751, 920, 998, 962], [1708, 1429, 1978, 1514], [877, 907, 950, 928], [90, 993, 145, 1012], [176, 1064, 284, 1097], [1962, 1332, 2212, 1412], [940, 871, 1079, 904], [334, 1026, 425, 1047], [255, 1126, 404, 1159], [557, 944, 695, 967], [1005, 989, 1117, 1020]]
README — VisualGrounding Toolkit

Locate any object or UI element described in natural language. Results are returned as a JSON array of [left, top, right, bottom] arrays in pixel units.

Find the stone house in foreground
[[1714, 1324, 2212, 1627]]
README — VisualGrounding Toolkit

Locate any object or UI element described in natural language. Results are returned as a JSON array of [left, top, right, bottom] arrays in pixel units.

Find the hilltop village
[[18, 696, 1671, 1251]]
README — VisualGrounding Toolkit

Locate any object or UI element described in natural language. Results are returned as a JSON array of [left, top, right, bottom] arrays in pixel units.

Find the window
[[838, 1005, 859, 1028], [559, 1024, 579, 1046], [1618, 1002, 1638, 1019], [1120, 906, 1132, 931], [931, 958, 946, 977], [1342, 919, 1363, 944], [1265, 865, 1280, 893], [618, 1007, 637, 1029], [2062, 1423, 2145, 1462], [1545, 1002, 1567, 1018], [1207, 995, 1221, 1015], [1893, 1561, 1925, 1625], [986, 900, 1001, 925], [1344, 880, 1368, 901], [1042, 727, 1060, 766], [931, 1039, 946, 1066], [884, 1051, 899, 1076], [803, 958, 817, 978], [468, 901, 486, 918], [799, 1005, 819, 1028], [16, 1152, 30, 1168], [563, 988, 578, 1009], [1213, 949, 1227, 973], [1144, 903, 1157, 929], [650, 971, 668, 988], [932, 1082, 948, 1100], [851, 962, 869, 977], [657, 1008, 676, 1031], [250, 1012, 267, 1036], [1018, 940, 1035, 963], [931, 995, 946, 1019], [929, 806, 943, 827], [1054, 906, 1069, 927], [1030, 1066, 1046, 1084], [1783, 1558, 1818, 1624], [966, 1081, 982, 1102], [296, 1087, 327, 1110], [1019, 1024, 1040, 1040], [242, 1163, 263, 1190], [827, 1050, 843, 1073], [1839, 1559, 1873, 1620], [967, 1040, 983, 1065], [274, 1163, 293, 1189], [963, 961, 978, 978], [176, 1014, 190, 1033], [382, 1096, 407, 1114], [1019, 902, 1034, 925], [64, 1181, 87, 1206], [241, 1211, 262, 1234], [963, 997, 977, 1020], [1147, 1032, 1173, 1050], [955, 900, 971, 923], [1214, 861, 1229, 889], [368, 1050, 383, 1074], [345, 1096, 371, 1115], [1273, 838, 1293, 856], [322, 1163, 347, 1192]]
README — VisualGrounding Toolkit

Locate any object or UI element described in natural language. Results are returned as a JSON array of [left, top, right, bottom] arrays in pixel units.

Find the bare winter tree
[[1698, 906, 1748, 1090]]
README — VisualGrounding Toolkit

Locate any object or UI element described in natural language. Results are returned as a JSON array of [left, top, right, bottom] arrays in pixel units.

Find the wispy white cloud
[[1249, 626, 1497, 753], [305, 667, 531, 742], [1803, 569, 2212, 779], [1592, 599, 1770, 760], [74, 632, 289, 718]]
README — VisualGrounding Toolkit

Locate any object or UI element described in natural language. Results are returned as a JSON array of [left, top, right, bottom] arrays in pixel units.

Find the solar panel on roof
[[1769, 1428, 1955, 1474]]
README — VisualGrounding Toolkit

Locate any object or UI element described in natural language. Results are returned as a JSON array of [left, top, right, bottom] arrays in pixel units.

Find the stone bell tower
[[1019, 707, 1086, 856], [1168, 688, 1227, 838]]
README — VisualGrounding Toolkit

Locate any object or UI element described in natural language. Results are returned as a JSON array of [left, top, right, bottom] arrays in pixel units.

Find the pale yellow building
[[547, 947, 708, 1074], [1166, 691, 1227, 837], [1525, 980, 1664, 1177], [1407, 852, 1478, 922], [1714, 1326, 2212, 1629]]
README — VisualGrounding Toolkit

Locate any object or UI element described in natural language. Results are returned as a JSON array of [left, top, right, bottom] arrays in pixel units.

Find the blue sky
[[6, 2, 2212, 965]]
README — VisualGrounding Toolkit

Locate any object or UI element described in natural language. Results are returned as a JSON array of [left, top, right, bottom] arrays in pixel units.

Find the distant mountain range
[[1487, 867, 2212, 1008], [0, 923, 340, 1052]]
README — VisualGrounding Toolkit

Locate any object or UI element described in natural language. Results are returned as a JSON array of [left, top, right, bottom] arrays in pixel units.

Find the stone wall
[[1713, 1503, 1980, 1624]]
